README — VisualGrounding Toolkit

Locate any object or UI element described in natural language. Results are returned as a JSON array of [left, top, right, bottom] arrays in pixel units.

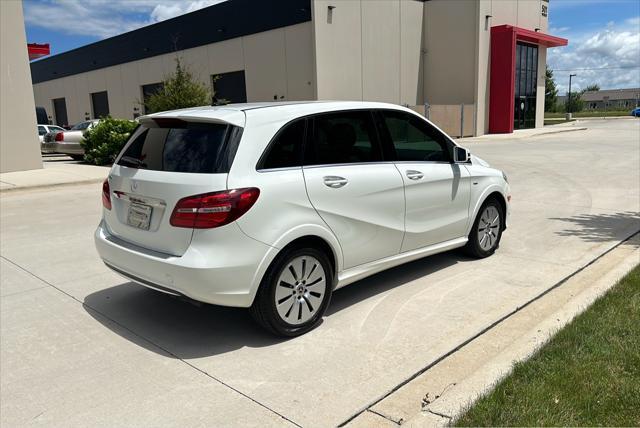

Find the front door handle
[[406, 170, 424, 180], [323, 176, 348, 188]]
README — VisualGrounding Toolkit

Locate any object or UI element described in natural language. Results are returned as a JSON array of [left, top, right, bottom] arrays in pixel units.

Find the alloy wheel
[[274, 256, 326, 325], [477, 205, 501, 251]]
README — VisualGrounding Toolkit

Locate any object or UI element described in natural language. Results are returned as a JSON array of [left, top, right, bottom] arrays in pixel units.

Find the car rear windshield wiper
[[119, 156, 147, 169]]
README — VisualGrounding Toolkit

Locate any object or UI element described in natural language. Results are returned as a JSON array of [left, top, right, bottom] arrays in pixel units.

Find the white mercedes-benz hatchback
[[95, 101, 510, 336]]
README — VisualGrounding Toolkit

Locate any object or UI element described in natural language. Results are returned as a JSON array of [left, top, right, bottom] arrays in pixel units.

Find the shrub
[[81, 116, 138, 165], [142, 57, 211, 113]]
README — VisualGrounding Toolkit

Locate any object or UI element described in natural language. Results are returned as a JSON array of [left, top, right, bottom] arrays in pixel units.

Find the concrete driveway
[[1, 119, 639, 427]]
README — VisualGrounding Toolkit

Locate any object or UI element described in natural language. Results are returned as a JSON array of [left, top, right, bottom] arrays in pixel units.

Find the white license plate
[[127, 203, 152, 230]]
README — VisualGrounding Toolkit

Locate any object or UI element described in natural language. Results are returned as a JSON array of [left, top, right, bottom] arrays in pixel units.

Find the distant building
[[582, 88, 640, 110]]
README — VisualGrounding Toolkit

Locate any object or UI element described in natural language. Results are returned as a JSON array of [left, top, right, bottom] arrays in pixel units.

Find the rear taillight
[[55, 132, 64, 141], [170, 188, 260, 229], [102, 179, 112, 210]]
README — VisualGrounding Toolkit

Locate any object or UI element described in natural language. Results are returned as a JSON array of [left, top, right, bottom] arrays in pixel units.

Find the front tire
[[464, 198, 504, 258], [250, 246, 333, 337]]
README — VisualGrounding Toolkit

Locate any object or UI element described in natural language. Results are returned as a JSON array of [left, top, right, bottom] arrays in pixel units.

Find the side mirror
[[454, 146, 471, 163]]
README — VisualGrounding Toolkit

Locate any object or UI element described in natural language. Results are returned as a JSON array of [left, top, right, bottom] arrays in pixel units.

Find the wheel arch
[[467, 186, 509, 235], [248, 225, 343, 305]]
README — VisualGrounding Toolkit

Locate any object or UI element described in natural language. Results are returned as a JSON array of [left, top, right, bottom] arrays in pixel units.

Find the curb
[[0, 177, 104, 194], [528, 127, 587, 137], [458, 126, 587, 143]]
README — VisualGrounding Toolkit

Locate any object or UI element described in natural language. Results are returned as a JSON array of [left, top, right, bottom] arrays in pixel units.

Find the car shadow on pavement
[[550, 211, 640, 243], [83, 251, 466, 359]]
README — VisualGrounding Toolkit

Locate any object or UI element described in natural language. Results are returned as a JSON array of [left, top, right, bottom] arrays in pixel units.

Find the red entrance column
[[489, 25, 568, 134]]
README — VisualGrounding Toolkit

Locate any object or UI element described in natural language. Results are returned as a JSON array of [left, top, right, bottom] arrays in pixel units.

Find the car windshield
[[71, 122, 92, 131]]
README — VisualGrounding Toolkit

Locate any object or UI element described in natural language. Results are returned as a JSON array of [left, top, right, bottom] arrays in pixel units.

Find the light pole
[[567, 73, 577, 115]]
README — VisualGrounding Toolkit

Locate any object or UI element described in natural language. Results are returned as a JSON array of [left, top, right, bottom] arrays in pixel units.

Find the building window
[[212, 70, 247, 104], [91, 91, 110, 118], [52, 97, 68, 127], [141, 82, 164, 114]]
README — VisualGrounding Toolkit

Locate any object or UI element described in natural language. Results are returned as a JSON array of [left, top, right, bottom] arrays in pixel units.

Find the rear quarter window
[[116, 121, 239, 173]]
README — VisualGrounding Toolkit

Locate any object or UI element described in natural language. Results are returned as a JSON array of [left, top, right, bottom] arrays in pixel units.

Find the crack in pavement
[[367, 409, 404, 426], [426, 409, 452, 420], [0, 255, 302, 428]]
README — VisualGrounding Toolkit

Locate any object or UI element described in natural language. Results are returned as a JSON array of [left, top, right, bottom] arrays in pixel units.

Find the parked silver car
[[42, 119, 100, 160], [38, 124, 65, 153]]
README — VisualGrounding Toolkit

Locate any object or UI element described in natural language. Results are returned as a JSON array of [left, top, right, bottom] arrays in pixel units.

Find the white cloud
[[23, 0, 226, 39], [547, 18, 640, 92]]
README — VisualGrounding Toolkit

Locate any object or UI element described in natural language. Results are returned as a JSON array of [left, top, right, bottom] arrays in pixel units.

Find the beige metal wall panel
[[312, 0, 363, 100], [242, 29, 288, 102], [517, 0, 543, 31], [475, 0, 491, 136], [119, 61, 142, 116], [400, 0, 425, 106], [423, 0, 476, 106], [361, 0, 401, 103], [535, 46, 547, 128], [490, 0, 517, 26], [104, 66, 125, 118], [207, 38, 245, 75], [419, 104, 475, 138], [285, 23, 315, 100], [1, 0, 42, 172], [75, 74, 91, 123]]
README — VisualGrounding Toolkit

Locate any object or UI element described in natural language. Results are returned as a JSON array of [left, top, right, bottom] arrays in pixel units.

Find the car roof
[[140, 101, 414, 127]]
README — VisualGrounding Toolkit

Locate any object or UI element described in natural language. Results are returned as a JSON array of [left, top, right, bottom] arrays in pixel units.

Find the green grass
[[454, 265, 640, 427], [544, 110, 631, 118]]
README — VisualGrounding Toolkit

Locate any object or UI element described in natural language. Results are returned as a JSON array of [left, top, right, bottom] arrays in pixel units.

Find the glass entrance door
[[514, 42, 538, 129]]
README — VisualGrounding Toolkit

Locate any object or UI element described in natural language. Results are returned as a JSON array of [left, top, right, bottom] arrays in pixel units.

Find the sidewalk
[[0, 160, 108, 192], [458, 121, 587, 143]]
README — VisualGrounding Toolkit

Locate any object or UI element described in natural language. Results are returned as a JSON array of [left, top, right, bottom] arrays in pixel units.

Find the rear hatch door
[[104, 110, 244, 256]]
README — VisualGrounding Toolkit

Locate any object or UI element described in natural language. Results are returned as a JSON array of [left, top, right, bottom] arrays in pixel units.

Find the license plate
[[127, 203, 152, 230]]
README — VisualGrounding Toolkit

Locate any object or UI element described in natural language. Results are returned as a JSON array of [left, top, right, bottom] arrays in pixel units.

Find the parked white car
[[38, 124, 65, 153], [42, 119, 100, 160], [95, 101, 510, 336]]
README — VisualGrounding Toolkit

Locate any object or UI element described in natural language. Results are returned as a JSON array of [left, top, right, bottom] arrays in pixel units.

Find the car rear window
[[116, 121, 240, 173]]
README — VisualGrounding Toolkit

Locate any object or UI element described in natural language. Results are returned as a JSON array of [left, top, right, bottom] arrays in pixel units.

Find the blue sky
[[24, 0, 640, 92]]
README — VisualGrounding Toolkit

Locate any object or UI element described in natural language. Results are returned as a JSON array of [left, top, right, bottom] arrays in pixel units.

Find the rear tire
[[250, 245, 333, 337], [464, 198, 504, 258]]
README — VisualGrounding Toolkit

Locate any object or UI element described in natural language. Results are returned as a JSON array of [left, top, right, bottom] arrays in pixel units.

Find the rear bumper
[[41, 142, 57, 153], [55, 142, 83, 155], [94, 221, 276, 307]]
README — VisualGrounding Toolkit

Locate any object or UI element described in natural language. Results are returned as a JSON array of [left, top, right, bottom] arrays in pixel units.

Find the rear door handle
[[323, 176, 348, 188], [406, 170, 424, 180]]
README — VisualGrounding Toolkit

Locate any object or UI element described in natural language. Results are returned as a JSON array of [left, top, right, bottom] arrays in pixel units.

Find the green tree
[[583, 83, 600, 92], [81, 116, 138, 165], [565, 91, 584, 113], [143, 57, 211, 113], [545, 65, 559, 112]]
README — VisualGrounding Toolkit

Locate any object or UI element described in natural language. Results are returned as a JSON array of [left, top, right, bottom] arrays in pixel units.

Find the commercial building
[[30, 0, 567, 137], [1, 1, 42, 173], [582, 88, 640, 110]]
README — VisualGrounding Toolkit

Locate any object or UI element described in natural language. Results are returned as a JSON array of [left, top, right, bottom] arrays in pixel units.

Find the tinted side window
[[306, 111, 381, 166], [259, 119, 305, 169], [117, 122, 232, 173], [381, 111, 451, 162], [38, 126, 46, 135]]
